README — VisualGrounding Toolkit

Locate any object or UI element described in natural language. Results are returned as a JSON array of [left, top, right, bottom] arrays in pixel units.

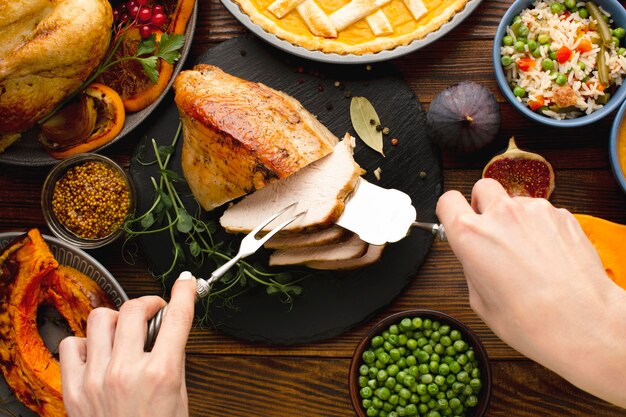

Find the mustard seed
[[51, 161, 130, 240]]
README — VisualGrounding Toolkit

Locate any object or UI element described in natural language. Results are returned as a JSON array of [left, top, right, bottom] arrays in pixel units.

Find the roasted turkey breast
[[305, 244, 386, 270], [269, 234, 368, 266], [220, 136, 363, 234], [174, 64, 339, 211], [0, 0, 112, 144], [264, 225, 352, 249]]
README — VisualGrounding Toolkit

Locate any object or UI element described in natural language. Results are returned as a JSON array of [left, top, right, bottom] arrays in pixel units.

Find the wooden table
[[2, 0, 626, 415]]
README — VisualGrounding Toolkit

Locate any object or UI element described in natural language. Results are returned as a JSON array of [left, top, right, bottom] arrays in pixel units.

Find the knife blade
[[336, 178, 445, 245]]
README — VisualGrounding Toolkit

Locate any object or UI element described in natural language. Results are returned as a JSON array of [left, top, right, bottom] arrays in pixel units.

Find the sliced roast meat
[[269, 234, 368, 266], [305, 244, 386, 270]]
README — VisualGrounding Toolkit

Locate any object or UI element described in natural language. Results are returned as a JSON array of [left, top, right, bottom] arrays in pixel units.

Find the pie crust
[[231, 0, 471, 55]]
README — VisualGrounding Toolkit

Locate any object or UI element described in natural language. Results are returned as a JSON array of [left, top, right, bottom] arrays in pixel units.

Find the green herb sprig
[[39, 26, 185, 124], [123, 124, 315, 322]]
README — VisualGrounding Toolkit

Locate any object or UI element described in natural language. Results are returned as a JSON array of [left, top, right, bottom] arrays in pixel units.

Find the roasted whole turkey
[[0, 0, 113, 150]]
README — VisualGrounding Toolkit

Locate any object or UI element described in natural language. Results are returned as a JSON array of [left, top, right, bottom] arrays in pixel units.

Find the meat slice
[[174, 65, 339, 211], [269, 234, 368, 266], [305, 244, 386, 270], [264, 225, 352, 249], [220, 136, 363, 233]]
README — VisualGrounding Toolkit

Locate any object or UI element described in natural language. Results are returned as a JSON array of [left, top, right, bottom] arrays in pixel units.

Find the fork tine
[[253, 210, 307, 246], [247, 202, 298, 237]]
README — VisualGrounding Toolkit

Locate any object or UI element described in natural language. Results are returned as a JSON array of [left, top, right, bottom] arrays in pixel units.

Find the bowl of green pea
[[349, 310, 491, 417]]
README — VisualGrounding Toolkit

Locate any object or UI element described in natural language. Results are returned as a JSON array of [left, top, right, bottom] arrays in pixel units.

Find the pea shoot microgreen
[[123, 124, 319, 323]]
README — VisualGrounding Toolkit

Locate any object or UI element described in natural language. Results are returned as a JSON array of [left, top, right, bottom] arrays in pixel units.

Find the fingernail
[[178, 271, 194, 280]]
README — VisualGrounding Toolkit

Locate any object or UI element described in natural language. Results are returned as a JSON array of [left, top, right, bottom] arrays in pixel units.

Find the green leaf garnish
[[154, 33, 185, 64], [350, 96, 385, 157], [138, 56, 159, 83]]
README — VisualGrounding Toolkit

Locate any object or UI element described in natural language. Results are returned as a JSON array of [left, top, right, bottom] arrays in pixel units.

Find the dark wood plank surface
[[1, 0, 625, 415]]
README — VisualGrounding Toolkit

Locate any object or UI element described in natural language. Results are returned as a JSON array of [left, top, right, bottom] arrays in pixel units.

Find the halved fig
[[482, 137, 555, 199]]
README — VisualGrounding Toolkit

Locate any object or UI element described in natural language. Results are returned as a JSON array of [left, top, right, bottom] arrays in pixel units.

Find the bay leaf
[[350, 96, 385, 157]]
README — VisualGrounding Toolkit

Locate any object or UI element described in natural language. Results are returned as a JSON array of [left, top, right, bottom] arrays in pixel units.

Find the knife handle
[[411, 222, 447, 242]]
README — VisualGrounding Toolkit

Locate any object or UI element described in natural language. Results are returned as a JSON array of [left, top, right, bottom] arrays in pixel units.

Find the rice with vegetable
[[500, 0, 626, 119]]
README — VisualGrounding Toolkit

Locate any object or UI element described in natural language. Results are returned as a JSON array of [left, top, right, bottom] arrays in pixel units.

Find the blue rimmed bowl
[[493, 0, 626, 127]]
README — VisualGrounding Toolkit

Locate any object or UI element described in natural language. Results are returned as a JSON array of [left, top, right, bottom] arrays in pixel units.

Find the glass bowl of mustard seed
[[41, 154, 135, 249]]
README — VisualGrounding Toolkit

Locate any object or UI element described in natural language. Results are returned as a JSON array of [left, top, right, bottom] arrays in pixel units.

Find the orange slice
[[46, 83, 125, 159]]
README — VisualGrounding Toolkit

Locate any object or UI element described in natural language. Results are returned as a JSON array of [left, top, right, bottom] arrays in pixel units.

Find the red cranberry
[[126, 0, 136, 11], [153, 4, 164, 13], [136, 0, 148, 5], [113, 9, 120, 19], [139, 24, 152, 38], [151, 12, 166, 26], [129, 5, 141, 17], [120, 12, 130, 22], [138, 8, 152, 22]]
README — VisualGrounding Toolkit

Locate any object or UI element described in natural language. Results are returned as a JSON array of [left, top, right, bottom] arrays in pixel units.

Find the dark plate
[[129, 35, 442, 344], [0, 2, 197, 167], [0, 231, 128, 417]]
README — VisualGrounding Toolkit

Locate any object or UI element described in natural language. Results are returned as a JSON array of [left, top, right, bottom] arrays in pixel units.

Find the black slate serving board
[[130, 35, 442, 344]]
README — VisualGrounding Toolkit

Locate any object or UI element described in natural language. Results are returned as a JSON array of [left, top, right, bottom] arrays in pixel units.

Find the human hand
[[59, 273, 197, 417], [436, 179, 626, 407]]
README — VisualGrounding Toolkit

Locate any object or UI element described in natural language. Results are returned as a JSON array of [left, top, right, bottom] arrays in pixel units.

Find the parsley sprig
[[123, 124, 316, 322], [39, 28, 185, 123]]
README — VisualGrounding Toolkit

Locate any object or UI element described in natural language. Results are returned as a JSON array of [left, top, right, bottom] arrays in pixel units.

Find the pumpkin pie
[[231, 0, 471, 55]]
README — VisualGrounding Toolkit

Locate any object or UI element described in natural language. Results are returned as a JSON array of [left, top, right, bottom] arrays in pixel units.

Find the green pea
[[372, 336, 384, 348], [361, 386, 374, 398], [432, 321, 441, 331], [411, 317, 423, 329], [427, 410, 441, 417], [378, 369, 389, 382], [518, 25, 530, 38], [513, 86, 526, 97], [360, 376, 369, 387], [388, 411, 398, 417], [417, 337, 428, 348], [389, 394, 399, 405], [434, 344, 445, 355], [471, 368, 481, 379], [449, 361, 461, 374], [363, 398, 373, 408], [403, 375, 416, 387], [556, 73, 568, 85], [389, 349, 400, 362], [363, 350, 376, 364], [382, 331, 390, 340], [399, 388, 411, 400], [467, 349, 475, 361], [512, 15, 522, 23], [445, 346, 457, 357], [367, 407, 379, 416], [431, 331, 441, 342], [577, 61, 586, 70], [532, 48, 542, 58], [421, 374, 434, 384], [385, 377, 397, 389], [369, 379, 379, 390], [526, 40, 537, 51], [423, 329, 433, 338], [457, 371, 470, 383], [578, 8, 589, 18], [379, 387, 392, 400], [453, 340, 467, 353], [457, 354, 468, 366], [398, 334, 408, 346], [614, 27, 626, 39], [446, 374, 456, 385], [541, 59, 554, 71], [466, 395, 479, 407], [429, 361, 439, 373], [369, 367, 379, 379], [469, 378, 482, 392], [537, 33, 550, 44], [612, 36, 620, 47], [564, 0, 576, 8], [427, 383, 439, 395], [423, 319, 432, 330], [450, 330, 461, 341], [405, 404, 418, 416], [388, 334, 399, 346], [418, 364, 430, 375], [396, 406, 406, 417], [434, 375, 446, 386], [464, 363, 474, 373], [372, 397, 383, 409], [383, 403, 394, 413], [514, 40, 526, 52], [417, 383, 428, 395], [549, 50, 557, 60], [422, 345, 434, 355], [551, 2, 564, 14], [397, 358, 407, 369], [618, 47, 626, 56]]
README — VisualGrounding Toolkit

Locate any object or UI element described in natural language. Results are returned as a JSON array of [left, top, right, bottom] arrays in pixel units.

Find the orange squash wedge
[[0, 229, 116, 417], [170, 0, 196, 35]]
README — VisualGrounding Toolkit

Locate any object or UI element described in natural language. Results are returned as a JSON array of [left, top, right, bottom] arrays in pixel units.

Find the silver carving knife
[[335, 178, 446, 245]]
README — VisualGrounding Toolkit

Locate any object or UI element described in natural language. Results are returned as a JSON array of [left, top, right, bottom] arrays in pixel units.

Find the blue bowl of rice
[[493, 0, 626, 127]]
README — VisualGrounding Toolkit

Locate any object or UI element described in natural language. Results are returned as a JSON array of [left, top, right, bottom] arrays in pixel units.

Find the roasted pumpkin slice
[[0, 229, 115, 417]]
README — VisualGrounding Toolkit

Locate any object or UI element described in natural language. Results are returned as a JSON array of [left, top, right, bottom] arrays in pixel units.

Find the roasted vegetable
[[0, 229, 115, 417], [574, 214, 626, 290], [427, 82, 501, 152]]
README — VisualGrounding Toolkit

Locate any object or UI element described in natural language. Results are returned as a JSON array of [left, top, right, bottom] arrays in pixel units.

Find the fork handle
[[411, 222, 447, 242], [144, 277, 211, 351]]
